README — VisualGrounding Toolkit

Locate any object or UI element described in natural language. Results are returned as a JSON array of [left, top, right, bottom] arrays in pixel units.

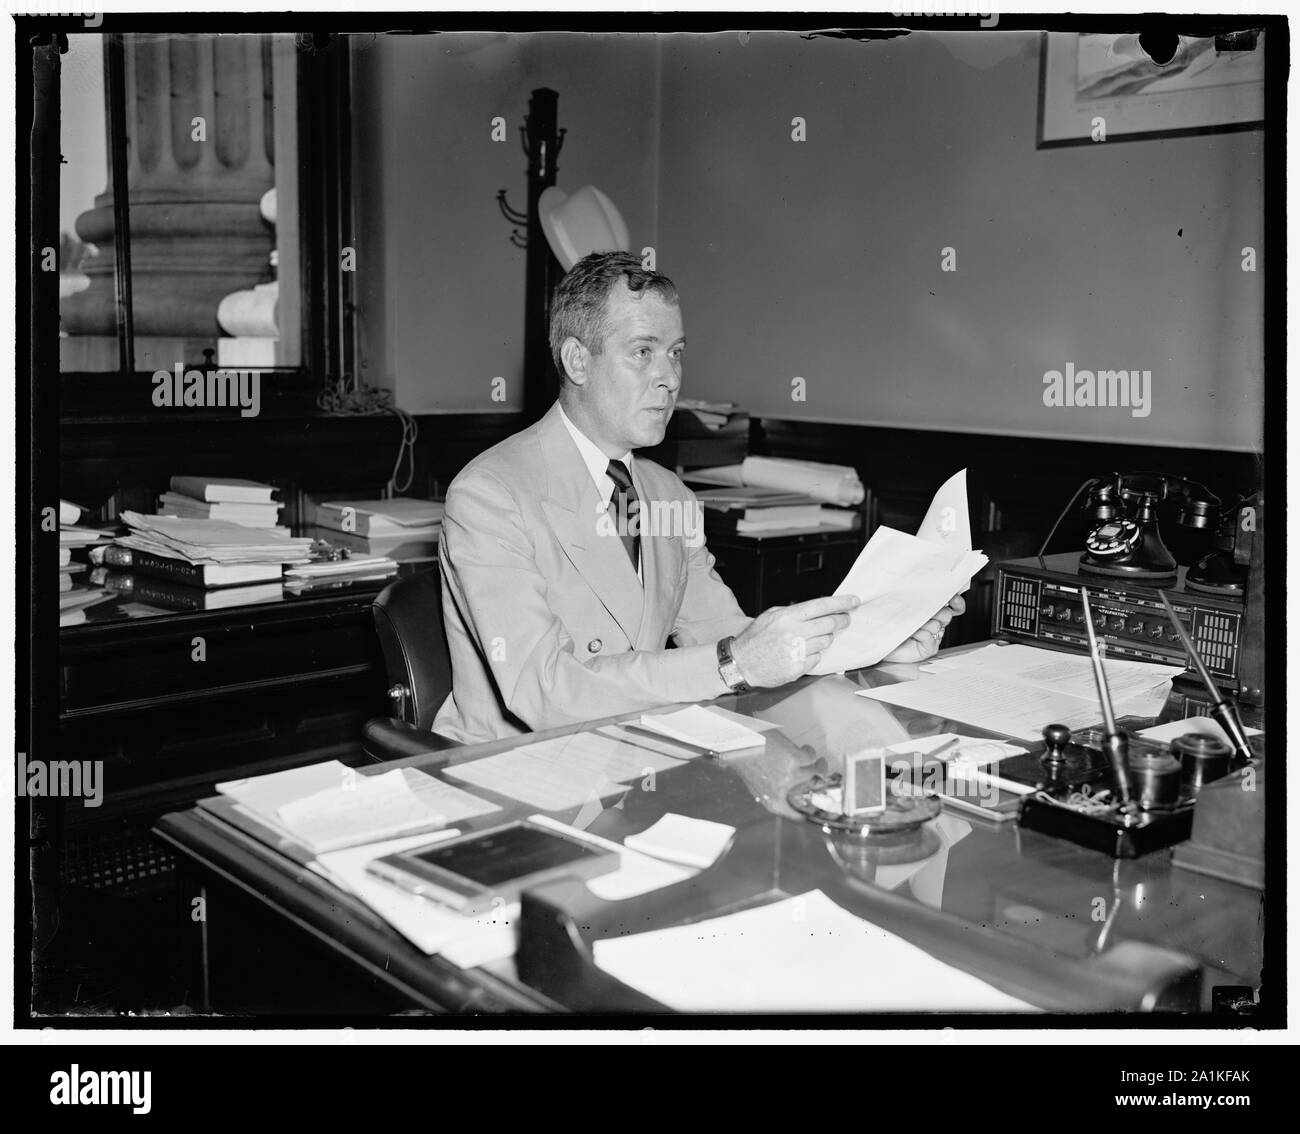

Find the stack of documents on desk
[[1137, 715, 1262, 747], [309, 815, 694, 969], [812, 470, 987, 674], [858, 643, 1181, 739], [313, 497, 444, 536], [592, 889, 1036, 1011], [217, 760, 499, 854], [445, 727, 700, 812], [636, 706, 766, 753], [283, 555, 398, 588], [118, 511, 313, 566]]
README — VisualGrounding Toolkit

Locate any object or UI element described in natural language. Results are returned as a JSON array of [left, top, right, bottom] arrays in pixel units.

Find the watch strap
[[716, 635, 752, 693]]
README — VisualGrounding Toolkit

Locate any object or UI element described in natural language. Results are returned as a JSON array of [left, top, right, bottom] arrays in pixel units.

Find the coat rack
[[496, 88, 566, 423]]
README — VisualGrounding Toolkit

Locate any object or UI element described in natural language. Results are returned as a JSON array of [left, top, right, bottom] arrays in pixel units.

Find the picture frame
[[1037, 30, 1265, 148]]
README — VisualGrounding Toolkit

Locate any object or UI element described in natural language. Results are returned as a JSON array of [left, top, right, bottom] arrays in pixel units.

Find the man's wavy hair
[[549, 251, 678, 383]]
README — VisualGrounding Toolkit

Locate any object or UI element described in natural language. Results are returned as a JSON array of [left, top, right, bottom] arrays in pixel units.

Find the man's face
[[566, 282, 684, 456]]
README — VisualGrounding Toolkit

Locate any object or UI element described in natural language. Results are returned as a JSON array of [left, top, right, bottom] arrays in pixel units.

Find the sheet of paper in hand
[[810, 470, 988, 675]]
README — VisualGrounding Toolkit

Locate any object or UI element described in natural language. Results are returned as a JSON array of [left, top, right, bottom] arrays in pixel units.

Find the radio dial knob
[[1149, 625, 1164, 639], [1040, 603, 1054, 618], [1130, 621, 1145, 635], [1109, 616, 1125, 631]]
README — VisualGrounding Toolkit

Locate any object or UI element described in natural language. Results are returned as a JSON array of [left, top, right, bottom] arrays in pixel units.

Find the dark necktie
[[606, 459, 641, 574]]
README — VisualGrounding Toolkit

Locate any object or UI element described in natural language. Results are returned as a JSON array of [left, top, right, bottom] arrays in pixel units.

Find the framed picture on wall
[[1037, 30, 1265, 147]]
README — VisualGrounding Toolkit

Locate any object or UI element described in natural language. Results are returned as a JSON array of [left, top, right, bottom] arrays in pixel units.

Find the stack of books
[[309, 497, 444, 561], [89, 566, 284, 611], [90, 567, 284, 612], [59, 498, 116, 553], [156, 476, 284, 529], [58, 501, 90, 592], [59, 547, 76, 592], [691, 485, 860, 535], [58, 499, 115, 623], [85, 511, 313, 613]]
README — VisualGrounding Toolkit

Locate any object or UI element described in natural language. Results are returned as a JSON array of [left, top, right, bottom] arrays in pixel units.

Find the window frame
[[46, 26, 356, 423]]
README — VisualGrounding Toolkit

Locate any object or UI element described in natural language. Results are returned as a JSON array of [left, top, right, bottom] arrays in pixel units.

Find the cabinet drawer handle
[[796, 550, 824, 574]]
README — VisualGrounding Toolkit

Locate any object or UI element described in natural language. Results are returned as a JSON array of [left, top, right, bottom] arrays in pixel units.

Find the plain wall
[[353, 30, 1264, 450], [656, 30, 1263, 451], [351, 32, 660, 412]]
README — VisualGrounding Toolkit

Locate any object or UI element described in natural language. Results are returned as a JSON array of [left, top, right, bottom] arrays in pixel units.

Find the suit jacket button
[[588, 639, 602, 653]]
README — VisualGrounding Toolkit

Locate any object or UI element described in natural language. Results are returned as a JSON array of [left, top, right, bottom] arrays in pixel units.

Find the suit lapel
[[538, 405, 645, 644]]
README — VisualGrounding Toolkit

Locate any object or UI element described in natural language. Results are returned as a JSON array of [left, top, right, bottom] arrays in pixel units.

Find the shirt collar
[[557, 402, 633, 497]]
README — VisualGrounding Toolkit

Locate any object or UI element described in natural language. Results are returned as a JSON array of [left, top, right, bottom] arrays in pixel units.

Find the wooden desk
[[153, 653, 1264, 1017]]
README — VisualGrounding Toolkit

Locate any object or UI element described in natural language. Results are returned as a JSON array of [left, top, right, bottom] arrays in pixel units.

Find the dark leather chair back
[[371, 566, 453, 731]]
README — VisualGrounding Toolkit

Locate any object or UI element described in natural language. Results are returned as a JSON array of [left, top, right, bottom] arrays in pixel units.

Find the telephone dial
[[1078, 473, 1221, 586]]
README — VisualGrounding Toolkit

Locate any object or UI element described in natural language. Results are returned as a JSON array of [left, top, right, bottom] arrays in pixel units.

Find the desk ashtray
[[787, 773, 941, 836]]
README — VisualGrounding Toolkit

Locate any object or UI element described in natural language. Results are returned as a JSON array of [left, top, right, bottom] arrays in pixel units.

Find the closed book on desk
[[96, 570, 282, 611], [169, 476, 277, 503], [93, 545, 283, 588], [157, 493, 283, 527]]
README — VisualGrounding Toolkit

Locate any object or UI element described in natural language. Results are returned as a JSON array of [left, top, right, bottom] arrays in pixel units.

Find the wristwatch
[[716, 636, 752, 693]]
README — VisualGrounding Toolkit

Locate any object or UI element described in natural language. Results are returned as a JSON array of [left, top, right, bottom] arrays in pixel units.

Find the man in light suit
[[434, 252, 960, 743]]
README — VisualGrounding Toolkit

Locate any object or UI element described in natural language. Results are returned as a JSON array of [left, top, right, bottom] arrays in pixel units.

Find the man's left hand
[[880, 594, 966, 665]]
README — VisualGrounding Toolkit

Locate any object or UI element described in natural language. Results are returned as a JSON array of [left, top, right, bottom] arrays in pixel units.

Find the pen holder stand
[[1007, 731, 1201, 858]]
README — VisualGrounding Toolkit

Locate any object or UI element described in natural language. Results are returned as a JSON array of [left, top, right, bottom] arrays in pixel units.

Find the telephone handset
[[1078, 472, 1220, 584]]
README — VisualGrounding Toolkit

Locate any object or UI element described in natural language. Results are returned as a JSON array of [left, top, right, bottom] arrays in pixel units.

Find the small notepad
[[637, 706, 767, 753], [623, 813, 736, 869]]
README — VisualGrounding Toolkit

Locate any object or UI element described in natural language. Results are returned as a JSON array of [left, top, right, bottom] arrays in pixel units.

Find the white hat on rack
[[538, 184, 630, 270]]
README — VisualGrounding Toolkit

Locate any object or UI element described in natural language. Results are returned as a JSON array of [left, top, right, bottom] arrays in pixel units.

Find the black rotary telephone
[[1078, 473, 1221, 585]]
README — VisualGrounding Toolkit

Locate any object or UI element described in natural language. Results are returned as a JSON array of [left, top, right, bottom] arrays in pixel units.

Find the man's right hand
[[729, 595, 860, 688]]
